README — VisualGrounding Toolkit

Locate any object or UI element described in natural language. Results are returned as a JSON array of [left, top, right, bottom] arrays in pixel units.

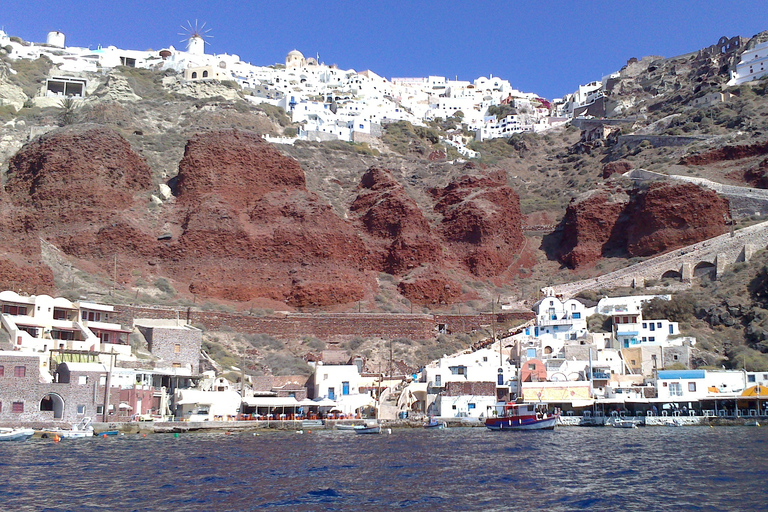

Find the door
[[342, 382, 349, 396]]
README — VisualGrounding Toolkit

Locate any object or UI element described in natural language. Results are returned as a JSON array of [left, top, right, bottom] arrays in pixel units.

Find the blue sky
[[3, 1, 768, 99]]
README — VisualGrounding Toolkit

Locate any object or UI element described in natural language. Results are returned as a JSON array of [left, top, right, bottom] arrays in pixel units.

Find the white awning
[[241, 396, 300, 408]]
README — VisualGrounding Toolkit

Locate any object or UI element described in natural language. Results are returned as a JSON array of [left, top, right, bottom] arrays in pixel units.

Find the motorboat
[[423, 418, 447, 429], [353, 423, 382, 434], [41, 417, 94, 439], [485, 402, 559, 431], [335, 423, 365, 431], [611, 418, 641, 429], [0, 427, 34, 441]]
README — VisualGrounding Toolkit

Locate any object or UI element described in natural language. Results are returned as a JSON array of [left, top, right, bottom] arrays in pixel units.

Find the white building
[[728, 41, 768, 86], [596, 295, 682, 348]]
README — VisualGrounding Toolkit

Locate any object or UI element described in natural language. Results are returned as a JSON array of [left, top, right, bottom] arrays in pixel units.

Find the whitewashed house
[[728, 41, 768, 86]]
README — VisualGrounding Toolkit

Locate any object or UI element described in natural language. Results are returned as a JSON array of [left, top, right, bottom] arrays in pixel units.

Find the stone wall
[[137, 325, 201, 374], [444, 381, 496, 397], [113, 306, 534, 342]]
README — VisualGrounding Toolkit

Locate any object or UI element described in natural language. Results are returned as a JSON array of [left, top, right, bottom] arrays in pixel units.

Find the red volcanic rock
[[397, 266, 463, 305], [0, 258, 55, 294], [351, 167, 443, 274], [681, 140, 768, 166], [625, 182, 729, 256], [559, 191, 628, 268], [432, 171, 524, 276], [6, 124, 153, 228], [558, 182, 729, 266], [742, 158, 768, 189], [174, 130, 306, 210], [602, 160, 632, 179], [170, 130, 372, 306]]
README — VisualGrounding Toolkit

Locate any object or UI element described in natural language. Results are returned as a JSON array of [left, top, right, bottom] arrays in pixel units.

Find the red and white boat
[[485, 402, 559, 431]]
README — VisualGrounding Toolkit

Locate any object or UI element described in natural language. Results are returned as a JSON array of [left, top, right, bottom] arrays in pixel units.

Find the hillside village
[[1, 26, 768, 429]]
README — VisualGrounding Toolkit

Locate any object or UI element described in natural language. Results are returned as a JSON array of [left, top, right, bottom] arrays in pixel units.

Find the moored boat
[[485, 402, 559, 431], [0, 427, 34, 441], [41, 417, 94, 439], [353, 424, 382, 434], [423, 418, 447, 429]]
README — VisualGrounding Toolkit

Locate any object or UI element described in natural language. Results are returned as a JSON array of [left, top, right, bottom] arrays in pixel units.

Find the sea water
[[1, 426, 766, 511]]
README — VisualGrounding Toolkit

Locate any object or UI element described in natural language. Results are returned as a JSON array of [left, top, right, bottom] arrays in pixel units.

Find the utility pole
[[102, 350, 115, 423]]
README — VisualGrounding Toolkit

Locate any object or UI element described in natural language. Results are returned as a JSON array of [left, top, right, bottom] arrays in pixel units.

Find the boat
[[423, 418, 447, 429], [611, 418, 640, 429], [41, 417, 94, 439], [665, 418, 683, 427], [335, 423, 364, 431], [0, 427, 34, 441], [353, 423, 382, 434], [485, 402, 559, 431]]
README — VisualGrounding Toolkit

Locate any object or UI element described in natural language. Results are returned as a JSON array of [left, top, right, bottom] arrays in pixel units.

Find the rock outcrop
[[559, 182, 729, 267], [431, 171, 524, 277]]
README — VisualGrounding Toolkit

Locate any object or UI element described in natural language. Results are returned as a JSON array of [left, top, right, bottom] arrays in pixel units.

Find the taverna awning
[[241, 397, 300, 408], [741, 385, 768, 397]]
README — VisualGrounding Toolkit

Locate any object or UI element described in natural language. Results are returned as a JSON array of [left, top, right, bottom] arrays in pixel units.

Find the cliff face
[[559, 192, 628, 268], [170, 130, 372, 307], [559, 182, 729, 267], [624, 182, 730, 256], [431, 171, 524, 277]]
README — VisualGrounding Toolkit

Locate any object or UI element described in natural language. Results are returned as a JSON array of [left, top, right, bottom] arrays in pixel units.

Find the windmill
[[179, 20, 212, 56]]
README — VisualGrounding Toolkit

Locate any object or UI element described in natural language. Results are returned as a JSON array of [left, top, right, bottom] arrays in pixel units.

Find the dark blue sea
[[1, 426, 766, 511]]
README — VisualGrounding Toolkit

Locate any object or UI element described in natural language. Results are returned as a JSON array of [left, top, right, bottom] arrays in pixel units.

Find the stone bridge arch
[[693, 260, 717, 277]]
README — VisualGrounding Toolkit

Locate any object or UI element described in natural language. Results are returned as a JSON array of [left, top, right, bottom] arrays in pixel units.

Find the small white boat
[[612, 418, 640, 429], [353, 424, 382, 434], [42, 417, 94, 439], [0, 427, 34, 441]]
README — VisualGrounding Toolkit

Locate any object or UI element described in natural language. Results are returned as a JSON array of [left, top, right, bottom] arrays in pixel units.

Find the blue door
[[342, 382, 350, 395], [328, 387, 335, 400]]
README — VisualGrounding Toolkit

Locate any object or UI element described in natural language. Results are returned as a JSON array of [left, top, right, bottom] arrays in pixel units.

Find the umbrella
[[118, 402, 133, 411]]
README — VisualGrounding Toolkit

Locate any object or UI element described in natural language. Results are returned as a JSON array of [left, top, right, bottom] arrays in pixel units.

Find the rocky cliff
[[559, 182, 729, 267]]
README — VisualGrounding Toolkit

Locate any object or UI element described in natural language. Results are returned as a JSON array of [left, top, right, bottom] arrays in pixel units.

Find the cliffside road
[[552, 219, 768, 299]]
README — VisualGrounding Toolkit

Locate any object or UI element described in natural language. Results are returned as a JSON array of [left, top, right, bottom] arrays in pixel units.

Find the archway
[[40, 393, 65, 419], [661, 270, 682, 280], [694, 261, 716, 277]]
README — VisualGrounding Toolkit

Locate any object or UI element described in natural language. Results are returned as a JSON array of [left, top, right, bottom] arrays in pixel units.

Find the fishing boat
[[41, 417, 94, 439], [0, 427, 34, 441], [353, 423, 382, 434], [423, 418, 447, 429], [485, 402, 559, 431], [335, 423, 364, 431]]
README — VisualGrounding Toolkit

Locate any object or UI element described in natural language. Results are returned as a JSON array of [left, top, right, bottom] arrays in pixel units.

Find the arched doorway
[[40, 393, 65, 419]]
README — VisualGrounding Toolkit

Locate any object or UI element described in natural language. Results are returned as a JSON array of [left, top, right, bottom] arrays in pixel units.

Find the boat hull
[[485, 415, 559, 431], [353, 425, 381, 434], [0, 428, 34, 441]]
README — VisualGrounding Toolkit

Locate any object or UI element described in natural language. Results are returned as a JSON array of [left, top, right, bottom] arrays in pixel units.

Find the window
[[669, 382, 683, 396], [748, 375, 756, 383], [642, 337, 647, 342], [688, 382, 696, 392], [452, 405, 457, 410], [642, 323, 647, 329], [82, 311, 102, 322], [657, 322, 662, 328], [96, 405, 104, 415], [649, 337, 655, 342], [630, 360, 636, 365], [573, 312, 581, 319], [673, 354, 679, 361], [0, 365, 3, 376], [2, 305, 27, 315], [12, 401, 23, 413], [14, 366, 25, 378], [435, 375, 441, 387], [528, 363, 536, 370], [174, 344, 181, 354], [202, 70, 209, 78], [650, 323, 655, 331], [449, 366, 466, 376], [172, 363, 181, 368], [78, 375, 87, 385], [669, 325, 674, 334], [191, 72, 198, 79], [77, 405, 86, 415], [468, 403, 476, 410]]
